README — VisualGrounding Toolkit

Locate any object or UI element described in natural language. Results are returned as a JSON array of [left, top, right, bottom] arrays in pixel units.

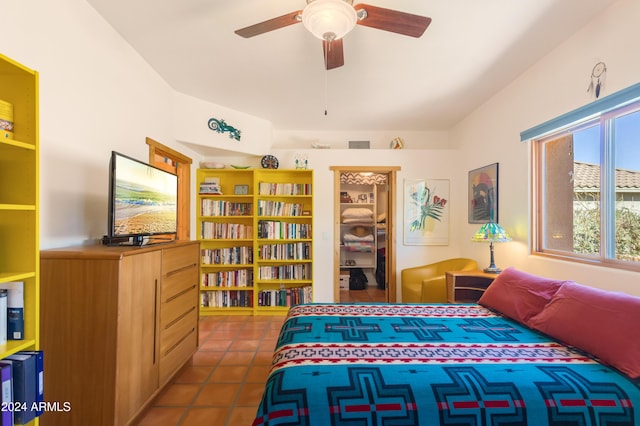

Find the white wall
[[3, 0, 272, 249], [2, 0, 176, 248], [173, 92, 273, 156], [272, 130, 450, 150], [451, 0, 640, 296]]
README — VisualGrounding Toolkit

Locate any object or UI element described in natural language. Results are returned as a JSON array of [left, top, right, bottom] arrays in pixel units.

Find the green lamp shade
[[472, 222, 511, 274], [471, 222, 512, 243]]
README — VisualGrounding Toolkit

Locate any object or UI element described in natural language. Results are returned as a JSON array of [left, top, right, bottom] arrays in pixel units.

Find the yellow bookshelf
[[196, 168, 313, 315], [254, 169, 313, 315], [0, 53, 40, 424]]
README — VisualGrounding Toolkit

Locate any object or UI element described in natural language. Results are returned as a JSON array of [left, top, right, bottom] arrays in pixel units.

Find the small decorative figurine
[[207, 117, 241, 141]]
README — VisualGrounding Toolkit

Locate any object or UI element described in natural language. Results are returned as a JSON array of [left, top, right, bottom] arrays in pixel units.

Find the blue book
[[0, 362, 12, 426], [6, 308, 24, 340], [0, 282, 24, 340], [4, 353, 36, 425], [19, 351, 44, 417]]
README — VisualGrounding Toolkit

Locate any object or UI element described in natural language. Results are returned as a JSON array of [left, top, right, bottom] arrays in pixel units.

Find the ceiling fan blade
[[354, 4, 431, 38], [323, 38, 344, 70], [235, 11, 302, 38]]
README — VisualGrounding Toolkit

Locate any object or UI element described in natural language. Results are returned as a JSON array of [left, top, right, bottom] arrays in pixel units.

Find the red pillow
[[528, 281, 640, 378], [478, 267, 566, 324]]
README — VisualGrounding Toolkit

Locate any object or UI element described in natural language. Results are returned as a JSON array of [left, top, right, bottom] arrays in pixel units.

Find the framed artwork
[[403, 179, 450, 245], [234, 184, 249, 195], [468, 163, 499, 224]]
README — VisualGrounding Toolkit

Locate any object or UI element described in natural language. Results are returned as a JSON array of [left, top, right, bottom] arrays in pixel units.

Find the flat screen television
[[106, 151, 178, 245]]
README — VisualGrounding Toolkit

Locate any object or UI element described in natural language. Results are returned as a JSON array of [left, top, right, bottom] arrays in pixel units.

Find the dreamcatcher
[[587, 61, 607, 99]]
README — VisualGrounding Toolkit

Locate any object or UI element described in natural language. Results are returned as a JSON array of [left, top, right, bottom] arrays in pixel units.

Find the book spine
[[0, 282, 24, 341], [0, 290, 6, 345], [7, 308, 24, 340], [5, 354, 37, 424], [0, 362, 12, 426], [19, 352, 44, 416]]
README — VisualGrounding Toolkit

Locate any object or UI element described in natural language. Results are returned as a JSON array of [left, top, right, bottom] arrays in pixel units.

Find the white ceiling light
[[302, 0, 357, 41]]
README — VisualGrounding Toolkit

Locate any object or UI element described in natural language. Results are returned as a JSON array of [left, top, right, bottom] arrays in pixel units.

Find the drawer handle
[[153, 279, 159, 365], [165, 305, 196, 330], [165, 263, 198, 278], [165, 284, 197, 303], [163, 327, 196, 357]]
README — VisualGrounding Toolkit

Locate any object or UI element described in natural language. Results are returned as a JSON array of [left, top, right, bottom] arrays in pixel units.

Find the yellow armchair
[[401, 258, 478, 303]]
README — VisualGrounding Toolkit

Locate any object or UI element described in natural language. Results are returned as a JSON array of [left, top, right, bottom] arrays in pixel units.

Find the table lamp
[[471, 222, 511, 273]]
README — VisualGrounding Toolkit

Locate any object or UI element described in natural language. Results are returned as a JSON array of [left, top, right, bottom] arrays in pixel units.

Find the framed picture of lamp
[[468, 163, 499, 224]]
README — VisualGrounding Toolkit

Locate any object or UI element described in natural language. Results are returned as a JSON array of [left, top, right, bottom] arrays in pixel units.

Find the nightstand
[[445, 270, 497, 303]]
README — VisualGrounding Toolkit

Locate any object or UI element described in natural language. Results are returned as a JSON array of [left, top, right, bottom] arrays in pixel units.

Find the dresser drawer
[[162, 264, 198, 301], [162, 243, 199, 275], [160, 305, 198, 356], [161, 286, 198, 329], [159, 328, 198, 384]]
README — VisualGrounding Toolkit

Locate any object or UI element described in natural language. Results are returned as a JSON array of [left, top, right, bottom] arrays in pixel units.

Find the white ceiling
[[85, 0, 617, 132]]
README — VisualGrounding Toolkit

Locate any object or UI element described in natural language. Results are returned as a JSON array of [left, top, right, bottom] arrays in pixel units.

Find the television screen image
[[109, 151, 178, 240]]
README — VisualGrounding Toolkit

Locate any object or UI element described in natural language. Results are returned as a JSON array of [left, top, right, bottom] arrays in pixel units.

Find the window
[[532, 100, 640, 269], [146, 137, 192, 240]]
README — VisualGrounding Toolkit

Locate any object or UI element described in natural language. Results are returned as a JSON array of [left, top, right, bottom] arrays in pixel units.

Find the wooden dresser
[[40, 240, 199, 426]]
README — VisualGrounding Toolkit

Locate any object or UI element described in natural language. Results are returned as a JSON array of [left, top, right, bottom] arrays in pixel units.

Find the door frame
[[146, 137, 192, 240], [330, 166, 400, 302]]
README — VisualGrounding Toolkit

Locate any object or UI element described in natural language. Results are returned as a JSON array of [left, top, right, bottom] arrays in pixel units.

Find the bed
[[253, 269, 640, 425]]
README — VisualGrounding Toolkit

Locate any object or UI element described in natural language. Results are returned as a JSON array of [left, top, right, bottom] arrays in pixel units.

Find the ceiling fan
[[235, 0, 431, 70]]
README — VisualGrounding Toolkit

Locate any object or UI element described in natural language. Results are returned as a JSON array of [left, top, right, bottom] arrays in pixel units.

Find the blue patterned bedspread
[[253, 304, 640, 426]]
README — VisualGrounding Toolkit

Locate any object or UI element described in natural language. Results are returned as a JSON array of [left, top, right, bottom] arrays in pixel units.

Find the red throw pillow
[[478, 267, 567, 324], [528, 281, 640, 378]]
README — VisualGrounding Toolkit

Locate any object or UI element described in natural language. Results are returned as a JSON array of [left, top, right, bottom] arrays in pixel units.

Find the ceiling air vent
[[348, 140, 370, 149]]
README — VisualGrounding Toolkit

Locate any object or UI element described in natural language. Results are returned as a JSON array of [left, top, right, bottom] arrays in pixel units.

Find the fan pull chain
[[324, 42, 329, 116], [324, 68, 328, 116]]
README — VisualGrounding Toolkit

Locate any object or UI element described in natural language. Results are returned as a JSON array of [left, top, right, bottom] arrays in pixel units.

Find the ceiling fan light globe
[[302, 0, 357, 41]]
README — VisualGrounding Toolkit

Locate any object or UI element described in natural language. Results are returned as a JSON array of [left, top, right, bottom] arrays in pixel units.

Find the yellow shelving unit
[[196, 168, 313, 315], [0, 53, 40, 424]]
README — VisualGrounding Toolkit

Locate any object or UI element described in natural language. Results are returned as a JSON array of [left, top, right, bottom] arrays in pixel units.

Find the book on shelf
[[199, 179, 222, 195], [257, 220, 311, 239], [0, 362, 12, 426], [199, 186, 222, 195], [258, 264, 312, 280], [201, 199, 252, 216], [200, 290, 253, 308], [259, 242, 311, 261], [19, 351, 44, 417], [257, 285, 312, 307], [0, 289, 6, 345], [4, 352, 37, 425], [201, 246, 253, 265], [0, 282, 24, 340], [201, 222, 253, 239], [258, 182, 312, 196], [201, 269, 253, 287], [257, 200, 305, 216]]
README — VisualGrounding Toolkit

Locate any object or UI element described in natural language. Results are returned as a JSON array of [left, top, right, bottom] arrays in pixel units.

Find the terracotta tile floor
[[136, 286, 386, 425], [136, 314, 284, 426]]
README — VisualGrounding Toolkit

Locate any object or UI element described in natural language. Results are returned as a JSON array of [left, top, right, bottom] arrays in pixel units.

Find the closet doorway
[[331, 166, 400, 303]]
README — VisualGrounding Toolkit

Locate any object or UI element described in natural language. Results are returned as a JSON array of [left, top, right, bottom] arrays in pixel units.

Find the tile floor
[[136, 286, 386, 425]]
